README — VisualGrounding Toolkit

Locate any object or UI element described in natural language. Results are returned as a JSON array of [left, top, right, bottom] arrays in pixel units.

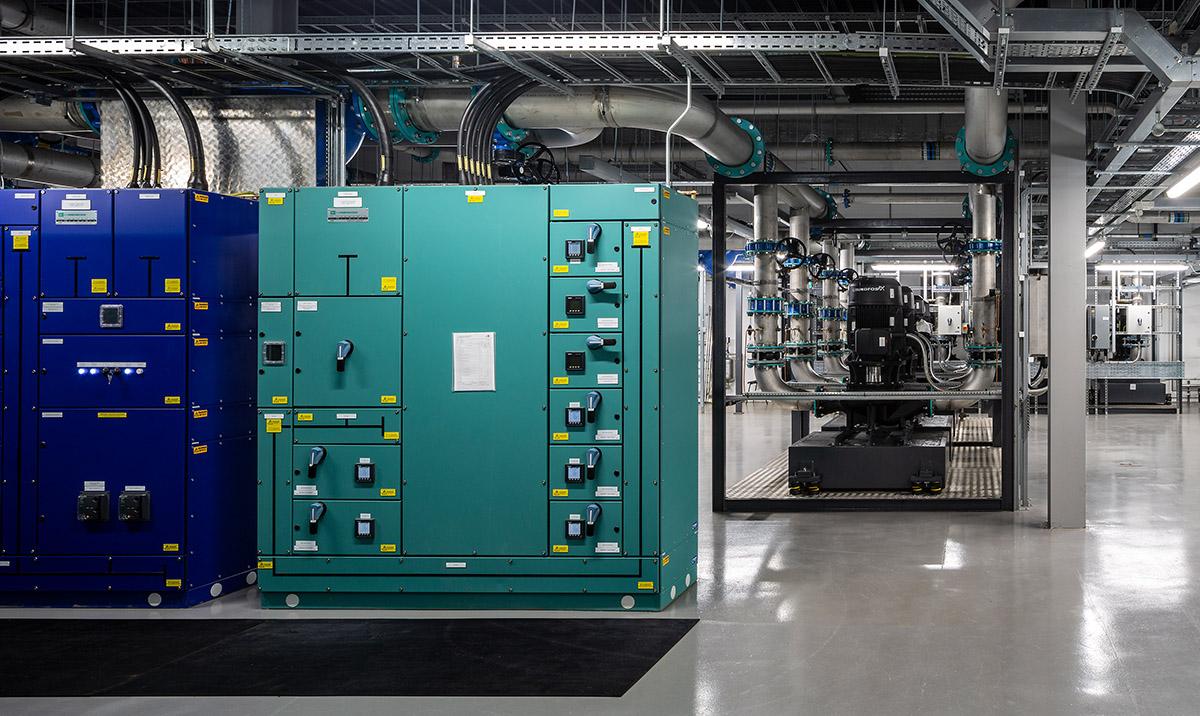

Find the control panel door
[[549, 445, 624, 502], [36, 409, 185, 555], [548, 221, 623, 277], [292, 297, 401, 407], [113, 190, 189, 298], [293, 187, 403, 296], [39, 335, 186, 408], [40, 189, 114, 298], [549, 332, 622, 389], [549, 501, 623, 557], [288, 500, 401, 556], [257, 298, 293, 407], [549, 277, 623, 332], [291, 444, 400, 500], [550, 388, 624, 444]]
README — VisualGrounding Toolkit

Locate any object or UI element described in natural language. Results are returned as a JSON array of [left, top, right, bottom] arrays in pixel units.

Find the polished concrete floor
[[7, 407, 1200, 715]]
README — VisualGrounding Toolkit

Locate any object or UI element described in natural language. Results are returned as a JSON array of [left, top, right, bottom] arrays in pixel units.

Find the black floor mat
[[0, 618, 697, 697]]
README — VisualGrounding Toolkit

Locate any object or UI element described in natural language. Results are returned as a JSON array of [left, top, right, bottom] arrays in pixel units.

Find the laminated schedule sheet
[[452, 332, 496, 391]]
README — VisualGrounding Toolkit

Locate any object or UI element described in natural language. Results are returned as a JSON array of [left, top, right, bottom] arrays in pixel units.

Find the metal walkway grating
[[727, 415, 1001, 501]]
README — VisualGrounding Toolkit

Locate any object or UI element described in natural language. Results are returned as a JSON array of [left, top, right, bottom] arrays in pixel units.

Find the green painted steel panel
[[256, 409, 292, 556], [292, 297, 401, 408], [548, 445, 624, 501], [257, 298, 293, 406], [273, 555, 640, 576], [550, 183, 662, 221], [548, 332, 622, 389], [401, 185, 549, 557], [293, 187, 403, 296], [291, 408, 401, 444], [548, 220, 623, 276], [258, 188, 294, 297], [291, 444, 401, 500], [289, 499, 401, 556], [549, 276, 624, 332], [548, 501, 624, 557], [549, 388, 624, 444]]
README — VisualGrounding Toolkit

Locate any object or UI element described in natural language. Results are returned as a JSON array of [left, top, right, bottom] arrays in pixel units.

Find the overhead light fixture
[[870, 262, 955, 273], [1167, 165, 1200, 198], [1093, 263, 1188, 273], [1084, 238, 1106, 258], [696, 218, 711, 231]]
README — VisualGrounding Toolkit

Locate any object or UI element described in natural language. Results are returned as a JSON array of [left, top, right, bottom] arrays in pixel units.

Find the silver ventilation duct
[[0, 141, 99, 186]]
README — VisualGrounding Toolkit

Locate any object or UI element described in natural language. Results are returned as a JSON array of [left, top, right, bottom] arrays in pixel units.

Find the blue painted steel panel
[[40, 189, 114, 298], [2, 222, 38, 561], [36, 409, 186, 556], [39, 335, 187, 408], [38, 298, 185, 334], [113, 190, 189, 298]]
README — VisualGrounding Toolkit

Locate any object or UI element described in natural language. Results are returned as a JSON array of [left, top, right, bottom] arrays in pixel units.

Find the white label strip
[[294, 484, 318, 496], [260, 301, 282, 313], [61, 199, 90, 210], [263, 413, 285, 419], [333, 196, 363, 208], [14, 192, 35, 199], [293, 540, 319, 552], [595, 486, 620, 498], [139, 193, 160, 200], [595, 429, 621, 441], [595, 542, 621, 554], [83, 480, 105, 492], [337, 190, 359, 197], [446, 562, 467, 569], [595, 262, 620, 273], [633, 186, 655, 193], [42, 412, 63, 418], [265, 192, 285, 200], [41, 338, 64, 345], [296, 300, 319, 312], [597, 374, 619, 385], [597, 318, 619, 329], [124, 485, 146, 492], [336, 413, 358, 420], [42, 301, 64, 313]]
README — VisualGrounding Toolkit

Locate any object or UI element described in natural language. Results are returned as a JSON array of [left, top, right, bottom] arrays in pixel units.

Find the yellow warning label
[[662, 225, 671, 235], [552, 489, 569, 497], [552, 377, 569, 385], [637, 581, 655, 590], [257, 560, 274, 569], [380, 395, 397, 404], [164, 278, 181, 293], [164, 396, 181, 405], [381, 276, 397, 292], [552, 545, 569, 553], [380, 488, 397, 497], [164, 322, 182, 331], [192, 444, 208, 455], [552, 432, 569, 441], [467, 193, 484, 203], [12, 234, 28, 251], [271, 396, 288, 405], [194, 193, 209, 203], [296, 413, 313, 422], [552, 320, 569, 329], [193, 337, 209, 347], [193, 301, 209, 311], [380, 544, 397, 553], [632, 230, 650, 247], [267, 196, 284, 206], [662, 555, 670, 566], [97, 411, 127, 419], [91, 278, 108, 294], [265, 419, 282, 434], [552, 265, 569, 273], [165, 579, 183, 588], [553, 208, 570, 218], [663, 189, 671, 199], [163, 544, 180, 553], [383, 431, 400, 440], [193, 409, 208, 419]]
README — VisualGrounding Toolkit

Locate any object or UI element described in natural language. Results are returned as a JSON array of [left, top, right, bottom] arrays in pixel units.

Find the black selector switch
[[565, 351, 585, 372], [565, 406, 585, 428], [586, 223, 602, 254], [565, 239, 585, 262], [585, 391, 602, 424], [76, 492, 110, 522], [565, 516, 585, 541], [308, 501, 327, 535], [354, 517, 375, 540], [586, 447, 602, 480], [564, 462, 584, 486], [586, 279, 616, 294], [307, 446, 327, 478], [118, 491, 151, 522], [586, 335, 617, 350], [355, 460, 376, 485], [585, 503, 602, 537], [335, 339, 354, 372], [565, 295, 585, 317]]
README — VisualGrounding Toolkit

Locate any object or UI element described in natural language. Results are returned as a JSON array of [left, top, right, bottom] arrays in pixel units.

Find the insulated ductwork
[[0, 97, 95, 133], [0, 141, 99, 186]]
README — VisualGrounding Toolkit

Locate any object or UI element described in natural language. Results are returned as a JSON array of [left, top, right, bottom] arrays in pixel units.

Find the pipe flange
[[495, 117, 529, 144], [813, 188, 839, 219], [816, 306, 847, 321], [706, 118, 770, 177], [966, 240, 1002, 254], [955, 126, 1016, 177], [746, 296, 785, 315], [388, 88, 439, 145], [746, 344, 787, 353], [743, 240, 779, 255], [785, 301, 813, 317]]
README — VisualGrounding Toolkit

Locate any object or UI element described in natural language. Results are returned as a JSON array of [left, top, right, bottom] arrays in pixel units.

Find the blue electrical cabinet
[[0, 188, 259, 607]]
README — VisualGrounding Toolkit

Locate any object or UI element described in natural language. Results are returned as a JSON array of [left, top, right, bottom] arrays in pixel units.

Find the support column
[[1047, 90, 1087, 528]]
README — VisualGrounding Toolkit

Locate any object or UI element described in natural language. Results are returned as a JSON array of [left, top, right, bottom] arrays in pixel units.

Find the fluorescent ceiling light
[[1167, 165, 1200, 198], [1094, 263, 1188, 273], [871, 262, 955, 272], [1084, 238, 1106, 258]]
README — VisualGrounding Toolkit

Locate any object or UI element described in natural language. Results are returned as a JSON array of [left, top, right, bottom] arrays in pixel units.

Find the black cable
[[100, 72, 143, 188], [483, 78, 538, 184], [146, 77, 207, 190], [124, 82, 160, 187], [465, 75, 521, 184], [341, 74, 392, 185]]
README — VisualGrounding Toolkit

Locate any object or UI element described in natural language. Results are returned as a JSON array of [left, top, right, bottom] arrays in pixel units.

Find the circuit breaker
[[255, 184, 698, 611], [1121, 304, 1153, 336], [936, 304, 963, 336], [1087, 305, 1113, 351], [0, 189, 258, 607]]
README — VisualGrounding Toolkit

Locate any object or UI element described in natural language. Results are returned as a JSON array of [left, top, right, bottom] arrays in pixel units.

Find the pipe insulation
[[0, 141, 99, 186], [719, 100, 1118, 118], [750, 184, 795, 395], [0, 97, 94, 133]]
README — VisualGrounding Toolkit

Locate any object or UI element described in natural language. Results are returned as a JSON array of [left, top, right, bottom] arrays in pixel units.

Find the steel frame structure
[[710, 170, 1020, 513]]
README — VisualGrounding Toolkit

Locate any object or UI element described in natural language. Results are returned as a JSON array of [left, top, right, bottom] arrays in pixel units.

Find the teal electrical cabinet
[[256, 183, 698, 610]]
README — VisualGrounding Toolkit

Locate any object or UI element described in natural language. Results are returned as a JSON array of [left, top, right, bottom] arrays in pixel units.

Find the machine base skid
[[0, 570, 254, 608], [788, 429, 950, 492]]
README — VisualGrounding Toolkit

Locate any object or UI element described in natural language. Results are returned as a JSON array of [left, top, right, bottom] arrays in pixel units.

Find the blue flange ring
[[496, 116, 529, 144], [962, 195, 971, 219], [955, 126, 1016, 177], [814, 187, 838, 219], [389, 88, 439, 145], [707, 118, 769, 177]]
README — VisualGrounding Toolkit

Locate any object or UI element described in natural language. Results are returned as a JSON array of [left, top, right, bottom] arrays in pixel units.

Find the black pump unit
[[846, 277, 908, 389]]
